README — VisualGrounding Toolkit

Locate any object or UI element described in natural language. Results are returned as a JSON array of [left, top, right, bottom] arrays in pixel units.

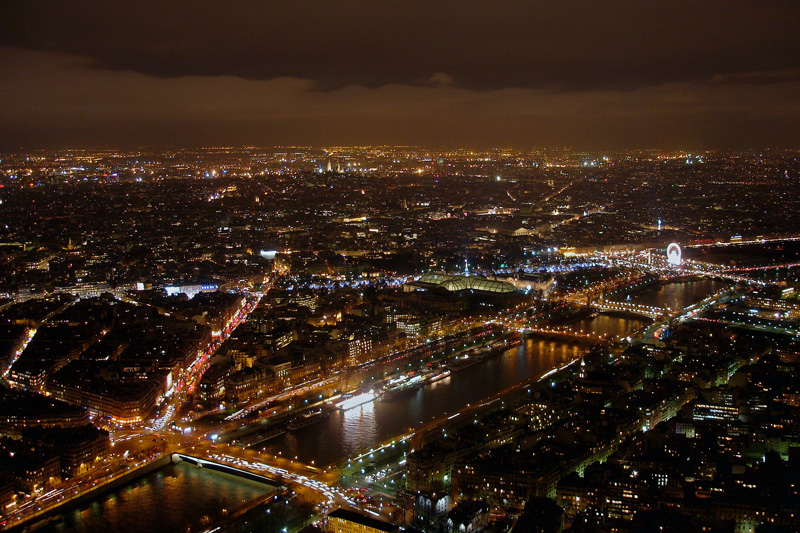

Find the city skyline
[[0, 147, 799, 532], [3, 2, 800, 532]]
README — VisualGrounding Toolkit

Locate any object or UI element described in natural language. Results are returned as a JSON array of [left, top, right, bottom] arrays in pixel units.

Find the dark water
[[50, 462, 273, 533], [572, 314, 652, 339], [631, 278, 729, 311], [266, 337, 585, 465]]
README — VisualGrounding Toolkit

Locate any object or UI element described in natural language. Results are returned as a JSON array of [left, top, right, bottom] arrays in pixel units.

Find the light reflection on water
[[269, 337, 584, 466], [48, 462, 272, 533], [632, 279, 729, 311], [573, 314, 652, 338], [341, 400, 378, 458]]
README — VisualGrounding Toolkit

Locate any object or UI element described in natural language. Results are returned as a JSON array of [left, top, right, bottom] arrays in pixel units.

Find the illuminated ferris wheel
[[666, 243, 682, 266]]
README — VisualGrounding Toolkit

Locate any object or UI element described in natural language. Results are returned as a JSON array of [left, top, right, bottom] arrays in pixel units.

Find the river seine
[[55, 277, 729, 531]]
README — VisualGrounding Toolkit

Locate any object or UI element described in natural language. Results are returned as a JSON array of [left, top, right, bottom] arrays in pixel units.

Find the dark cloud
[[2, 1, 799, 91], [1, 45, 799, 150], [0, 1, 799, 149]]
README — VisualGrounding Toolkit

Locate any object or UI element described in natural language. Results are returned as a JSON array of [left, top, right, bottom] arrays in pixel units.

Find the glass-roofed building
[[405, 273, 518, 295]]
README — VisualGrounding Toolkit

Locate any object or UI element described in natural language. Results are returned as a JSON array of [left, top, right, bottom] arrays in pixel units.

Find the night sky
[[2, 1, 799, 149]]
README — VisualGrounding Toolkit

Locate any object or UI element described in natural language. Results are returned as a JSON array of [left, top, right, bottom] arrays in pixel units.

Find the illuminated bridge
[[173, 450, 348, 510], [721, 262, 800, 273], [594, 300, 667, 319], [520, 326, 616, 343], [173, 453, 282, 485]]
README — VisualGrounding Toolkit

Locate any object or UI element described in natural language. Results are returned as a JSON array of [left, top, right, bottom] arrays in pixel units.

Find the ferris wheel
[[666, 243, 682, 266]]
